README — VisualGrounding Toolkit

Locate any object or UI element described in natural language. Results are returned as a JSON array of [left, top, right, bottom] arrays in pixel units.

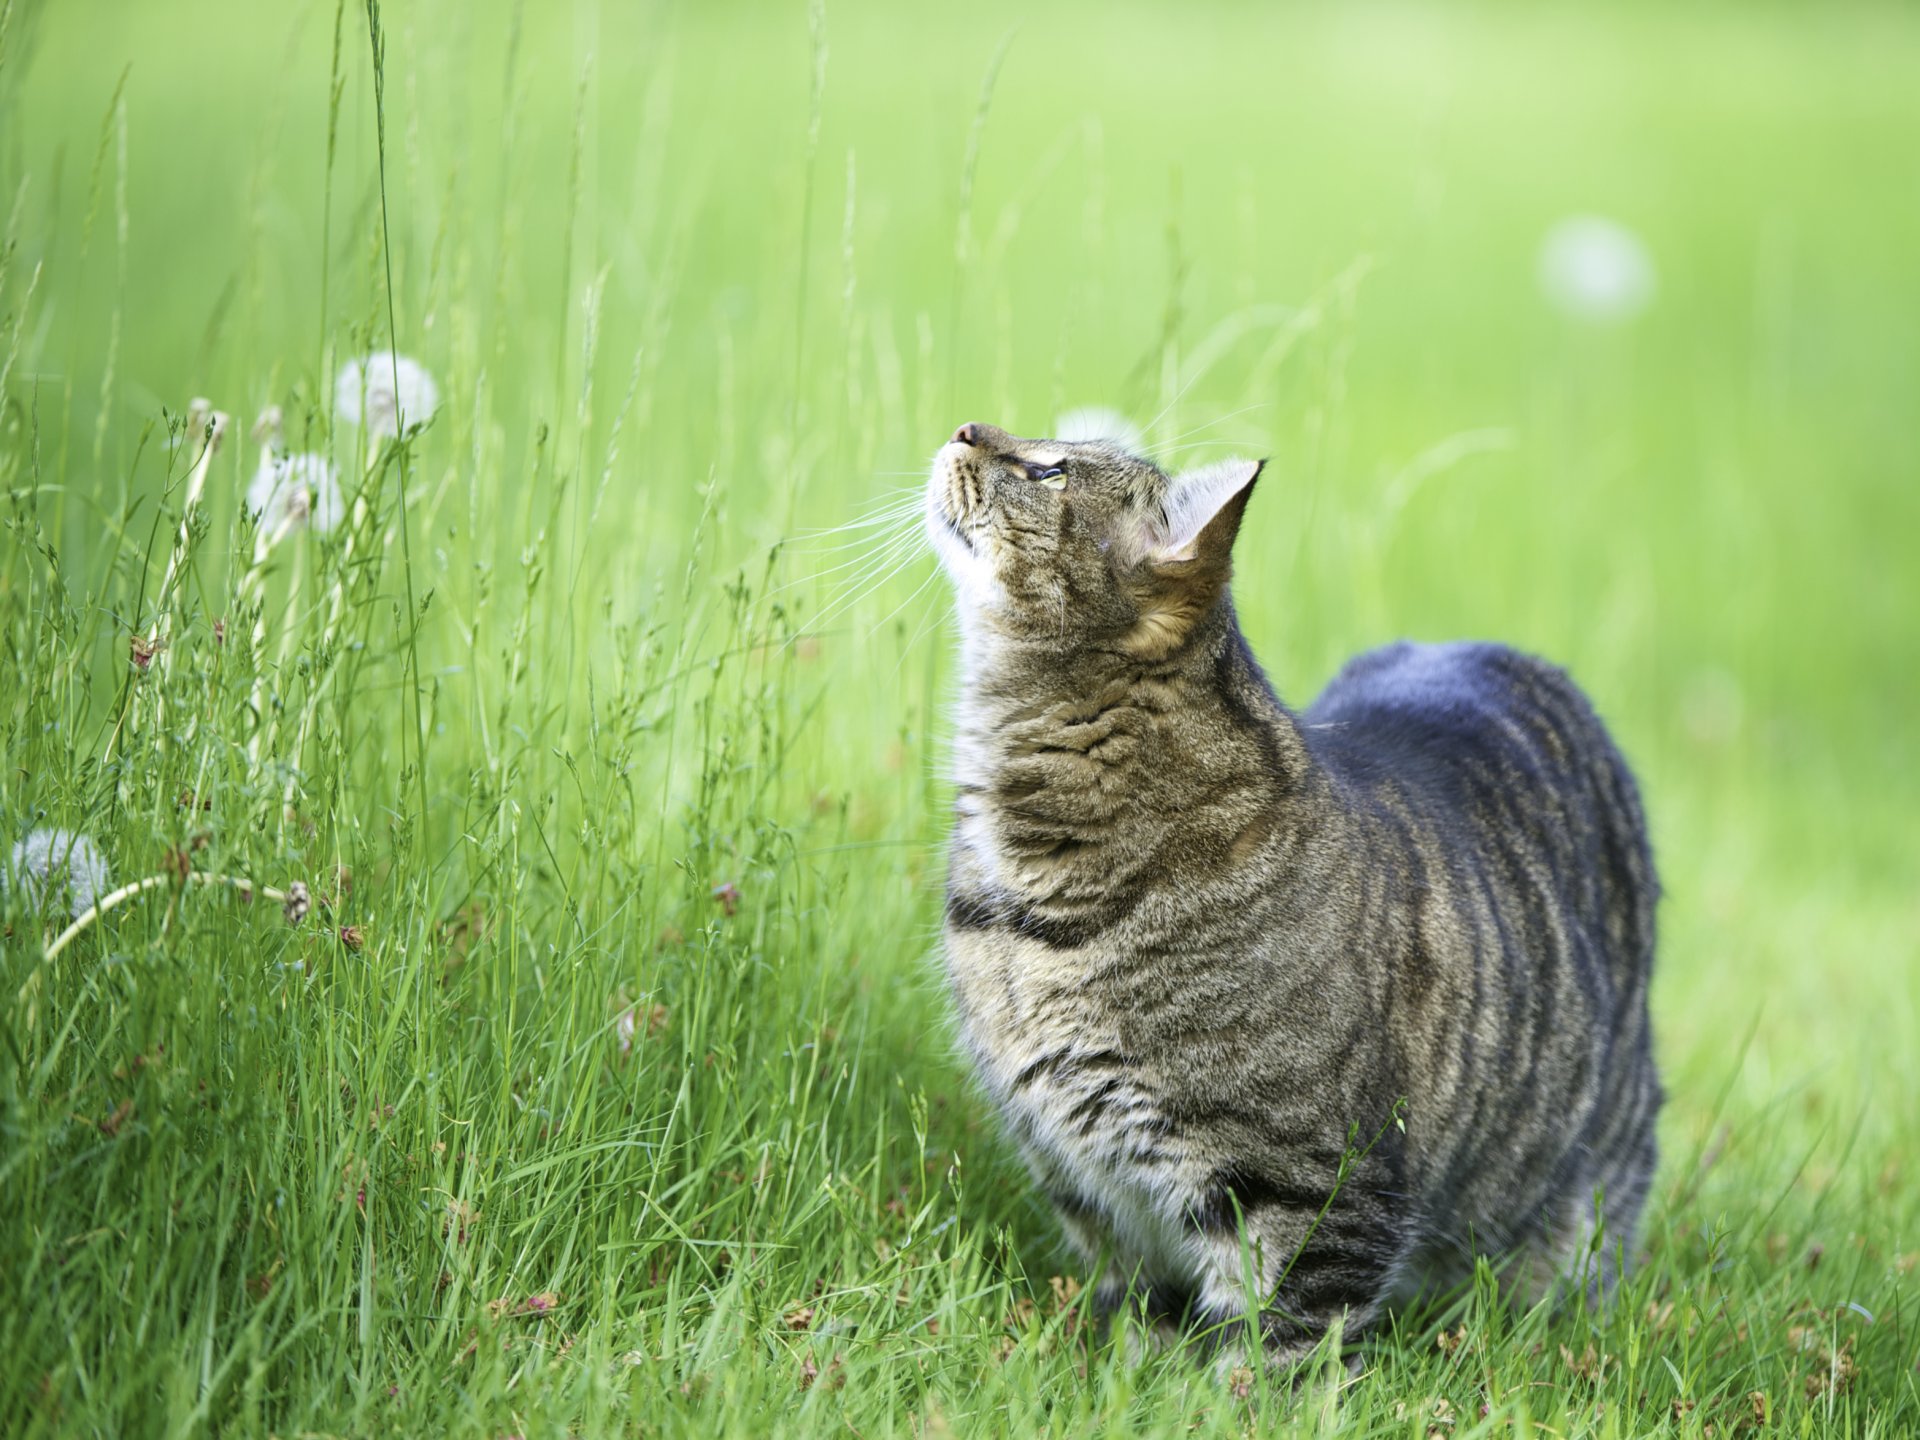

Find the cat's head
[[927, 420, 1263, 659]]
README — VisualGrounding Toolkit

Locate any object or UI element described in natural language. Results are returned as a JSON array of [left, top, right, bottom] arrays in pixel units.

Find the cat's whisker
[[1148, 403, 1273, 456], [793, 508, 922, 541], [799, 508, 929, 605], [1137, 367, 1208, 448], [773, 523, 924, 598], [809, 540, 933, 633], [789, 515, 927, 559], [792, 492, 926, 540], [891, 594, 956, 682], [867, 560, 944, 637]]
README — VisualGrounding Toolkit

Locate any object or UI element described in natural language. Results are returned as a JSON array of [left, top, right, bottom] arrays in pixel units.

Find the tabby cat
[[927, 420, 1661, 1367]]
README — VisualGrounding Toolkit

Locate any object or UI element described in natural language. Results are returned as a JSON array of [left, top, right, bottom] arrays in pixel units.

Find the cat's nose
[[951, 423, 980, 447]]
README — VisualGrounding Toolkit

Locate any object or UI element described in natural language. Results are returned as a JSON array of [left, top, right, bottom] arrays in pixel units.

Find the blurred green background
[[3, 0, 1916, 1433]]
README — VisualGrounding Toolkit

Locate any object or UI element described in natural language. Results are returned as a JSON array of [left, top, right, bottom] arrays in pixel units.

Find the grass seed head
[[181, 397, 232, 454]]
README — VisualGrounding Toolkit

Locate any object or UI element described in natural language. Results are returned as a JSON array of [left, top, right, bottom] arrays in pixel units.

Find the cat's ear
[[1146, 458, 1264, 565], [1121, 459, 1264, 658]]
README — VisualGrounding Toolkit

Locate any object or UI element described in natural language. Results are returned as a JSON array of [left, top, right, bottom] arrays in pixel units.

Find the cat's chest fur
[[943, 912, 1203, 1280], [941, 732, 1228, 1279]]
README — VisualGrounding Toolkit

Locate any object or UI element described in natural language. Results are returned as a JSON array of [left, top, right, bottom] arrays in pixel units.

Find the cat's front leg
[[1188, 1189, 1410, 1375], [1041, 1183, 1194, 1356]]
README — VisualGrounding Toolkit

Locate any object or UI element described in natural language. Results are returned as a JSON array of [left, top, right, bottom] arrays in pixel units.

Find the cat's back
[[1303, 639, 1632, 805], [1302, 638, 1656, 989]]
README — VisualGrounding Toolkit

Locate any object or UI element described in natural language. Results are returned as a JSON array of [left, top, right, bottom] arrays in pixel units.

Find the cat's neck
[[948, 595, 1314, 805]]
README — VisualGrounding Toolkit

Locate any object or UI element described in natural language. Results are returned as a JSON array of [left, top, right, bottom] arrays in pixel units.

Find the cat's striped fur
[[926, 421, 1661, 1366]]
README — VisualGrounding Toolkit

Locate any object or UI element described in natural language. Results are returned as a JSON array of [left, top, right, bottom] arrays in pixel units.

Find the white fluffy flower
[[5, 828, 111, 922], [247, 450, 344, 535], [336, 352, 440, 438], [1055, 406, 1145, 453], [1539, 216, 1656, 323]]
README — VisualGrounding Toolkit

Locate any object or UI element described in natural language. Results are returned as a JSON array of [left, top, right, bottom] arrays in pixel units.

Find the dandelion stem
[[43, 872, 294, 962]]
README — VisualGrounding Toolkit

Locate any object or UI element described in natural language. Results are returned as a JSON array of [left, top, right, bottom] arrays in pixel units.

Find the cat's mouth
[[927, 436, 988, 573]]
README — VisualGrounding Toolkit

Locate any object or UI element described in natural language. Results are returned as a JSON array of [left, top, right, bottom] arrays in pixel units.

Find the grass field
[[3, 0, 1917, 1434]]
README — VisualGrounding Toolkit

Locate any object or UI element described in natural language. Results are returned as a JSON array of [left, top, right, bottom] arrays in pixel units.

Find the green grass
[[3, 0, 1917, 1434]]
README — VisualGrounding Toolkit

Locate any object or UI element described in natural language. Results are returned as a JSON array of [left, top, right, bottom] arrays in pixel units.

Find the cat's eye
[[1024, 462, 1067, 491]]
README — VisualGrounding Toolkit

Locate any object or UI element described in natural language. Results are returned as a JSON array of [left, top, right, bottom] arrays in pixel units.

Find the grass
[[2, 0, 1917, 1434]]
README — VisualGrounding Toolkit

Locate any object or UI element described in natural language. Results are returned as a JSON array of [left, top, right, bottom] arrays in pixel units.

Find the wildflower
[[284, 881, 312, 924], [1055, 406, 1144, 453], [129, 635, 161, 671], [247, 414, 344, 540], [336, 351, 440, 438], [711, 881, 741, 916], [338, 924, 366, 951], [5, 828, 111, 921], [1539, 215, 1655, 323]]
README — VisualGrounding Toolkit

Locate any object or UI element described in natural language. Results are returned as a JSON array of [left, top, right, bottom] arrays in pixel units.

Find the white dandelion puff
[[247, 449, 344, 536], [1539, 215, 1656, 323], [5, 828, 112, 922], [1055, 406, 1145, 453], [336, 352, 440, 438]]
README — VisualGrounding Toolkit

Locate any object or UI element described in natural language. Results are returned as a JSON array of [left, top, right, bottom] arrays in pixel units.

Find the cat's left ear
[[1146, 458, 1265, 566]]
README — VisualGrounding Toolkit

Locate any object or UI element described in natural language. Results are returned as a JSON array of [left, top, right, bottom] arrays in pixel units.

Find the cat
[[927, 420, 1661, 1369]]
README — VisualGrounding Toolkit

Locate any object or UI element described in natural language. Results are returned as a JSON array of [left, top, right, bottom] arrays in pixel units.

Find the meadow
[[2, 0, 1917, 1434]]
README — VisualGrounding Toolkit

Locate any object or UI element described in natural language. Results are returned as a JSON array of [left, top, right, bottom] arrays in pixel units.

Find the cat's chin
[[926, 516, 997, 611]]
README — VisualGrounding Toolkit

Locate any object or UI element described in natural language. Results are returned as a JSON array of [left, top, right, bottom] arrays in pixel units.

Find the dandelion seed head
[[336, 352, 440, 438], [1539, 215, 1656, 323], [248, 450, 344, 535], [1055, 406, 1145, 454], [5, 828, 111, 922]]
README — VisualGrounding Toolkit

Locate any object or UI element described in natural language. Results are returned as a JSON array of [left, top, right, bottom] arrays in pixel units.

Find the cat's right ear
[[1145, 458, 1264, 567], [1121, 459, 1264, 657]]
